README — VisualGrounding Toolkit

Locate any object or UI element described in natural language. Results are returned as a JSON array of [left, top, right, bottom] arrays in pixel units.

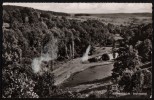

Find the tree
[[112, 45, 141, 77], [2, 63, 39, 98], [118, 68, 134, 94], [131, 69, 152, 94], [142, 69, 152, 95], [136, 39, 152, 63], [131, 68, 143, 93], [112, 45, 141, 94], [108, 23, 115, 33], [46, 20, 56, 29], [3, 10, 10, 23], [40, 12, 51, 19], [33, 71, 55, 98], [141, 24, 152, 41]]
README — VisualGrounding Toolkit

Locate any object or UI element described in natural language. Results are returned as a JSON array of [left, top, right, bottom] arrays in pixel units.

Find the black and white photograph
[[2, 3, 152, 98]]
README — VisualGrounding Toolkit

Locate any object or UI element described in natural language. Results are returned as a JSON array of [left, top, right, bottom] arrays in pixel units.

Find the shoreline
[[55, 61, 113, 86]]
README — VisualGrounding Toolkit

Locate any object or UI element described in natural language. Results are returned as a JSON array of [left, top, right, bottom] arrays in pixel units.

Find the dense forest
[[2, 5, 152, 98]]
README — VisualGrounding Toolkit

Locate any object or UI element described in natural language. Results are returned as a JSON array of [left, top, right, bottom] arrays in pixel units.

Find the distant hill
[[74, 13, 152, 18], [3, 5, 70, 16]]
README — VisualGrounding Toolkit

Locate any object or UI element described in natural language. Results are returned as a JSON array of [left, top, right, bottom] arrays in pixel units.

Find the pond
[[63, 62, 113, 87]]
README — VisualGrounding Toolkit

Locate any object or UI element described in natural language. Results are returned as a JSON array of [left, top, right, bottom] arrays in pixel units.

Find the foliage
[[2, 64, 39, 98], [118, 68, 152, 94], [118, 69, 134, 93], [33, 71, 55, 98], [135, 39, 152, 63], [112, 22, 152, 94], [112, 45, 141, 77]]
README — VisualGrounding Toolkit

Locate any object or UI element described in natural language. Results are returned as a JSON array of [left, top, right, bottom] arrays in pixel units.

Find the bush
[[3, 10, 10, 23], [2, 64, 39, 98], [33, 71, 55, 98]]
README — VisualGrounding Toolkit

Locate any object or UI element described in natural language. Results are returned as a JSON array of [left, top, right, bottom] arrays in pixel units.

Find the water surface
[[63, 62, 113, 87]]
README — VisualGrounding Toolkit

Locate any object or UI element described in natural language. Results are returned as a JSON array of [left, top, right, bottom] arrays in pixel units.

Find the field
[[69, 13, 152, 25]]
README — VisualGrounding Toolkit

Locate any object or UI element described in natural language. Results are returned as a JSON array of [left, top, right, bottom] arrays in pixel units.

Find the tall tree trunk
[[50, 60, 54, 71], [112, 40, 116, 59], [65, 44, 68, 59], [69, 44, 72, 59], [72, 34, 74, 59], [72, 41, 74, 58]]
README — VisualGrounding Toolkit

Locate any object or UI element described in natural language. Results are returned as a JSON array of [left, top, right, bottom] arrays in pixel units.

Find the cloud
[[3, 3, 152, 13]]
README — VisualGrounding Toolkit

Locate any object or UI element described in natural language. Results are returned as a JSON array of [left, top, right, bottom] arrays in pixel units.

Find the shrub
[[2, 64, 39, 98]]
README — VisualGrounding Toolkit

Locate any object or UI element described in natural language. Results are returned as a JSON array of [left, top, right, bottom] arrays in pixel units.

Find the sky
[[3, 3, 152, 14]]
